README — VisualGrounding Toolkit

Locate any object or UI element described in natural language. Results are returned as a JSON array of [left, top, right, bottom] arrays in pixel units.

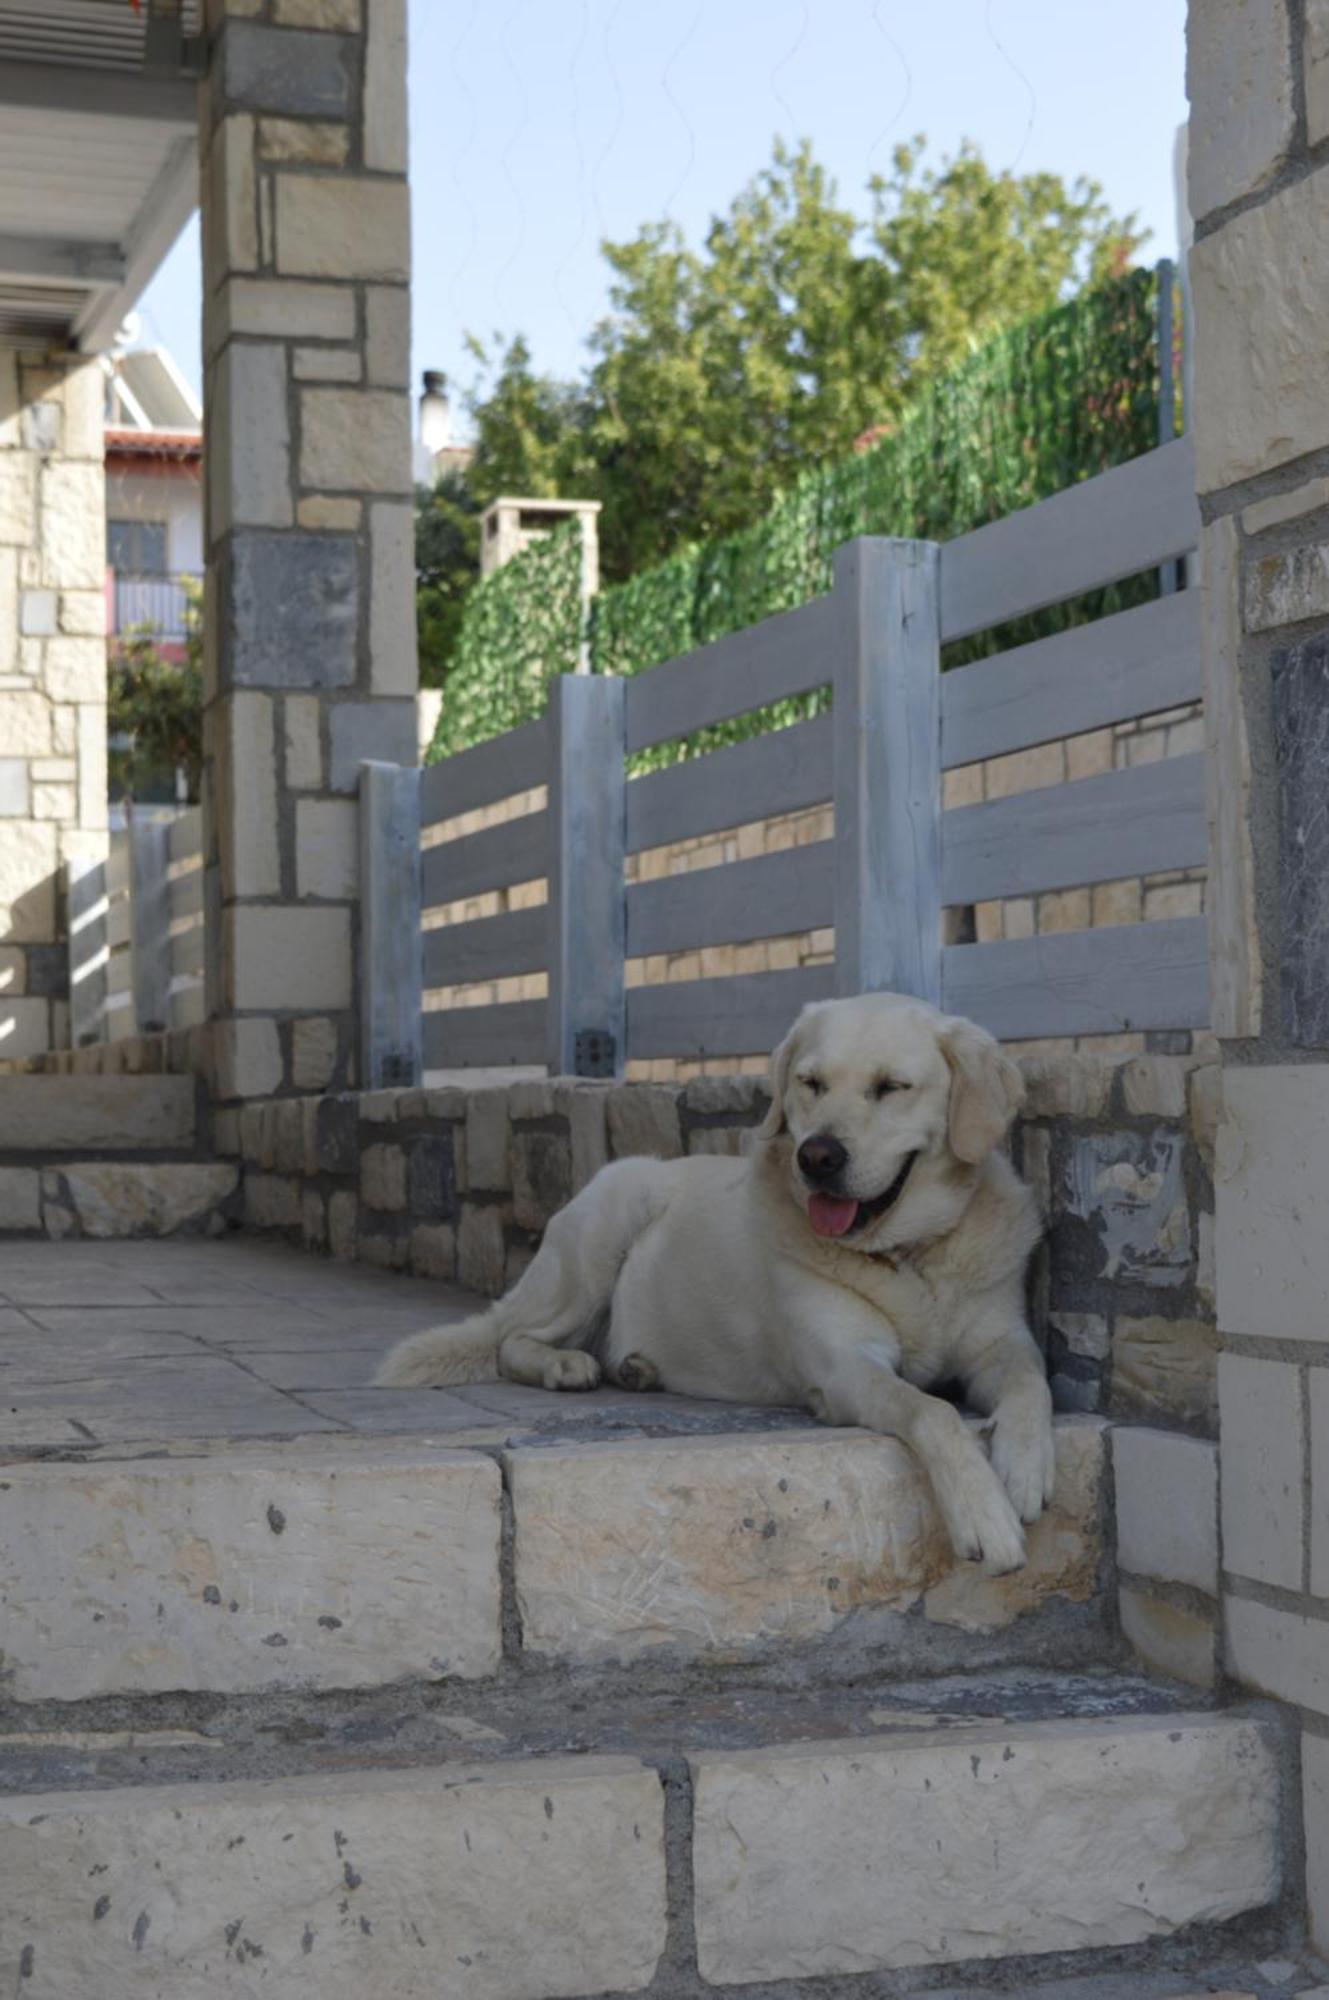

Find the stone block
[[1113, 1428, 1218, 1592], [226, 532, 357, 689], [1217, 1065, 1329, 1341], [1121, 1055, 1188, 1118], [0, 1753, 665, 1999], [1118, 1585, 1217, 1689], [243, 1171, 301, 1229], [511, 1128, 572, 1231], [410, 1219, 456, 1277], [0, 450, 35, 546], [1203, 519, 1263, 1039], [298, 493, 362, 531], [457, 1203, 507, 1296], [364, 0, 408, 171], [43, 1163, 238, 1238], [465, 1089, 512, 1192], [327, 699, 416, 791], [205, 112, 257, 273], [228, 905, 352, 1010], [221, 276, 356, 344], [365, 284, 411, 387], [0, 692, 49, 755], [328, 1185, 356, 1259], [210, 341, 292, 533], [1225, 1593, 1329, 1714], [0, 757, 28, 815], [1248, 545, 1329, 632], [369, 499, 418, 693], [215, 1016, 283, 1100], [296, 796, 358, 899], [300, 387, 412, 496], [284, 693, 323, 788], [58, 589, 104, 636], [0, 1075, 195, 1150], [1186, 0, 1292, 219], [0, 817, 57, 941], [316, 1096, 358, 1173], [19, 586, 55, 635], [1019, 1054, 1112, 1119], [361, 1141, 407, 1212], [1219, 1351, 1304, 1590], [219, 690, 279, 898], [223, 21, 352, 115], [1111, 1316, 1218, 1431], [301, 1186, 326, 1248], [1305, 1730, 1329, 1953], [1192, 169, 1329, 490], [274, 174, 410, 281], [40, 460, 103, 587], [552, 1081, 609, 1189], [292, 1014, 339, 1091], [1049, 1308, 1108, 1360], [1053, 1130, 1191, 1290], [257, 116, 350, 164], [41, 637, 104, 702], [0, 1165, 40, 1230], [608, 1084, 683, 1160], [275, 0, 361, 22], [1273, 638, 1329, 1044], [690, 1714, 1278, 1982], [1243, 475, 1329, 536], [408, 1134, 454, 1219]]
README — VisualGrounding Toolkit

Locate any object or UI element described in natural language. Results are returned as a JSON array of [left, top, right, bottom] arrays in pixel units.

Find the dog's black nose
[[797, 1134, 848, 1184]]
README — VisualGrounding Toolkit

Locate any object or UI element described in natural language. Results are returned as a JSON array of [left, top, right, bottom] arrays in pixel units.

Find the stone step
[[0, 1075, 198, 1155], [1, 1159, 239, 1238], [0, 1417, 1107, 1702], [0, 1673, 1285, 1998]]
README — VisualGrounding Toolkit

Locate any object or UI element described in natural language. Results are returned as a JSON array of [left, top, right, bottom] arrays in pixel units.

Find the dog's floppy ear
[[940, 1016, 1024, 1164], [756, 1012, 808, 1138]]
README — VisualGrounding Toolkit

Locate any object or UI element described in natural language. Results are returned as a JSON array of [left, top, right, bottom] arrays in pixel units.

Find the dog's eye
[[874, 1078, 906, 1099], [800, 1075, 826, 1096]]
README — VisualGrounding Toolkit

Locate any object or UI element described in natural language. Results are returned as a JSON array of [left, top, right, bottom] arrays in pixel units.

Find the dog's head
[[755, 992, 1023, 1253]]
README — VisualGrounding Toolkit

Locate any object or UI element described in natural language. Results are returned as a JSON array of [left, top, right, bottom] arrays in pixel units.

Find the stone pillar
[[0, 350, 108, 1058], [1187, 0, 1329, 1951], [198, 0, 417, 1110]]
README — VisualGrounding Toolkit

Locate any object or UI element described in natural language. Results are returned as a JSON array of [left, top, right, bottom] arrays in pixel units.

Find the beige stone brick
[[207, 113, 258, 273], [1144, 880, 1204, 921], [410, 1220, 456, 1278], [369, 499, 418, 693], [1225, 1592, 1329, 1713], [1186, 0, 1292, 218], [608, 1084, 682, 1160], [39, 461, 103, 586], [1305, 1729, 1329, 1952], [1246, 540, 1329, 632], [1193, 169, 1329, 491], [0, 818, 56, 941], [296, 796, 358, 899], [300, 387, 412, 494], [0, 449, 35, 546], [283, 693, 322, 788], [1118, 1585, 1217, 1689], [457, 1202, 507, 1295], [1242, 473, 1329, 536], [365, 284, 411, 388], [215, 1016, 283, 1100], [1111, 1318, 1218, 1431], [690, 1714, 1276, 1983], [218, 277, 357, 345], [1091, 877, 1142, 927], [61, 356, 105, 461], [297, 493, 362, 531], [220, 692, 279, 899], [227, 905, 352, 1010], [42, 636, 104, 702], [328, 1186, 356, 1259], [0, 1164, 40, 1230], [293, 346, 362, 383], [0, 348, 18, 449], [32, 781, 75, 821], [985, 740, 1064, 799], [1003, 896, 1035, 940], [274, 0, 361, 21], [1218, 1066, 1329, 1342], [361, 1141, 408, 1212], [257, 117, 350, 165], [1037, 888, 1090, 935], [1066, 727, 1113, 780], [0, 943, 24, 994], [1114, 1428, 1218, 1592], [364, 0, 408, 171], [1121, 1054, 1188, 1118], [244, 1170, 301, 1230], [464, 1089, 512, 1192], [275, 175, 409, 282], [57, 589, 105, 636], [0, 691, 50, 755], [1018, 1053, 1112, 1118], [209, 340, 292, 534], [1219, 1351, 1303, 1590], [941, 762, 983, 809], [291, 1014, 339, 1091], [76, 702, 107, 832]]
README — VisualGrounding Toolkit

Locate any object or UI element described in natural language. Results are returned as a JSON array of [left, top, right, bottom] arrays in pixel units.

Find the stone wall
[[0, 349, 108, 1059]]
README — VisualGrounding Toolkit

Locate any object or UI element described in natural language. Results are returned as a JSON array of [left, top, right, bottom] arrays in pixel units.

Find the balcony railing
[[111, 572, 201, 644]]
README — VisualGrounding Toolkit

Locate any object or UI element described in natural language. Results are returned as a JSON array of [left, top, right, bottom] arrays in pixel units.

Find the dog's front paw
[[934, 1453, 1027, 1575], [990, 1392, 1056, 1525], [541, 1349, 602, 1392]]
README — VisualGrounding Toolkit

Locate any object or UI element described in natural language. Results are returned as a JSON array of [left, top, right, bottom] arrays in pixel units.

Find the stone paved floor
[[0, 1234, 800, 1456]]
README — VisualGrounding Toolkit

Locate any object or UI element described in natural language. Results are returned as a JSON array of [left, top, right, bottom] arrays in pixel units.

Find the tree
[[464, 137, 1145, 580], [415, 467, 482, 689]]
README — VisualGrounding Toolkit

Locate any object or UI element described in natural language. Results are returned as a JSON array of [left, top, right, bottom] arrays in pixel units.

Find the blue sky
[[136, 0, 1189, 424]]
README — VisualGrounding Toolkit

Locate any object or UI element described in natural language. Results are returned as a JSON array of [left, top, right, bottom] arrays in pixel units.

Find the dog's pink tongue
[[808, 1193, 859, 1238]]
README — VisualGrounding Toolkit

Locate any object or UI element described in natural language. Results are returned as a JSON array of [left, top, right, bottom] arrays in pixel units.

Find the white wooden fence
[[358, 436, 1205, 1084], [67, 805, 204, 1046]]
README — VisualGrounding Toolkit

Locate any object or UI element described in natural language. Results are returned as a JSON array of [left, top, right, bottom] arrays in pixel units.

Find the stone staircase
[[0, 1238, 1305, 1998], [0, 1074, 239, 1238]]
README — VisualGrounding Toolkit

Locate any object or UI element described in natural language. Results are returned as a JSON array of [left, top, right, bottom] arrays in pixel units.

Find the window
[[107, 519, 168, 574]]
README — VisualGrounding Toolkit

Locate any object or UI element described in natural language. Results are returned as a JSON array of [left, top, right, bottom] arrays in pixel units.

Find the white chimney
[[419, 370, 452, 455]]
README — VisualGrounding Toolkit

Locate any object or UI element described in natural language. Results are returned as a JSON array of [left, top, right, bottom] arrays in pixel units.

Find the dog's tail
[[374, 1156, 674, 1389]]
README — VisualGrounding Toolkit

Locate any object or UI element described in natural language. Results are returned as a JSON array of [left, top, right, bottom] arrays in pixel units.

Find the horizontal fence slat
[[942, 754, 1208, 905], [625, 714, 834, 853], [942, 916, 1209, 1040], [423, 1000, 547, 1070], [423, 906, 546, 988], [626, 964, 835, 1062], [624, 594, 837, 754], [939, 437, 1200, 643], [419, 718, 548, 828], [421, 809, 549, 907], [941, 589, 1203, 768], [627, 842, 834, 959]]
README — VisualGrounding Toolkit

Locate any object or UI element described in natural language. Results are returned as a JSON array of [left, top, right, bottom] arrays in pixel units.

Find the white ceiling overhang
[[0, 0, 202, 352]]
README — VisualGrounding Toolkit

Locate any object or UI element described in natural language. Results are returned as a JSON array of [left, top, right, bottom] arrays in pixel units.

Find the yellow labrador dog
[[378, 993, 1052, 1573]]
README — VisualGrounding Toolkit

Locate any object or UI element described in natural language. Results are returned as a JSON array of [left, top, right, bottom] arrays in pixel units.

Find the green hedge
[[430, 266, 1165, 765]]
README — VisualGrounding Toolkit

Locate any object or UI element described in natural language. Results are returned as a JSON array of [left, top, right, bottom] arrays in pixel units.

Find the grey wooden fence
[[66, 805, 205, 1046], [361, 435, 1205, 1081]]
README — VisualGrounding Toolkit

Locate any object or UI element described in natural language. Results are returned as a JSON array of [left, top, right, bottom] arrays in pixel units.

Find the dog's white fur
[[377, 992, 1052, 1572]]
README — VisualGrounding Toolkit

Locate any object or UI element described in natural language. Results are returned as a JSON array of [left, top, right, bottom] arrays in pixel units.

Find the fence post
[[546, 673, 626, 1077], [127, 806, 173, 1034], [358, 760, 423, 1090], [66, 850, 110, 1048], [831, 537, 942, 1006]]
